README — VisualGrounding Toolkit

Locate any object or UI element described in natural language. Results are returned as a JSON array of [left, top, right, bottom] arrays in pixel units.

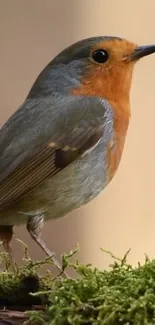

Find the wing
[[0, 95, 113, 210]]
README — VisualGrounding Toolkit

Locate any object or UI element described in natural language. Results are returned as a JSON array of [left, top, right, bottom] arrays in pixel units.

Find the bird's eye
[[92, 50, 109, 64]]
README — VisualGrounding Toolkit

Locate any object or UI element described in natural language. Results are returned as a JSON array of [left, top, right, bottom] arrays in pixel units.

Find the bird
[[0, 36, 154, 275]]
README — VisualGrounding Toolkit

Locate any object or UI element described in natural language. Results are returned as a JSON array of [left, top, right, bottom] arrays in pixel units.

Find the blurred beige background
[[0, 0, 155, 271]]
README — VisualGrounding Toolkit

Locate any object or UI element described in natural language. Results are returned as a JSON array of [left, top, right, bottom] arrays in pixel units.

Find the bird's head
[[28, 36, 155, 109], [54, 36, 155, 103]]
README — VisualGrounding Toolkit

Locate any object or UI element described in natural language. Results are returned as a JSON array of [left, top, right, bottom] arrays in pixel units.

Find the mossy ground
[[0, 244, 155, 324]]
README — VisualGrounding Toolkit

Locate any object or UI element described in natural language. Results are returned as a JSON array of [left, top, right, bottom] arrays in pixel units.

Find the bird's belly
[[0, 141, 109, 225], [43, 144, 109, 220]]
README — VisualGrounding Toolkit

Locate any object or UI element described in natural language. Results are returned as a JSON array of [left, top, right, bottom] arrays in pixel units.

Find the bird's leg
[[0, 225, 17, 272], [26, 214, 69, 278]]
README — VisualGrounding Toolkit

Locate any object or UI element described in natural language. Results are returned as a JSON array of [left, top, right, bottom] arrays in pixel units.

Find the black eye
[[92, 50, 109, 63]]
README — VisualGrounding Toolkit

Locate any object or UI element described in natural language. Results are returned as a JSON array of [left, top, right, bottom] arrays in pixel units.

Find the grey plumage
[[0, 94, 113, 219], [0, 36, 127, 274], [0, 35, 153, 275], [0, 36, 116, 211]]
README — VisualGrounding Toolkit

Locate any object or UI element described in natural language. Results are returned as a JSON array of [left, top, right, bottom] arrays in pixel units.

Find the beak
[[127, 44, 155, 61]]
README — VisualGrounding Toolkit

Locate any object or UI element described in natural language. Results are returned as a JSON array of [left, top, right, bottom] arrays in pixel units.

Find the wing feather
[[0, 95, 112, 210]]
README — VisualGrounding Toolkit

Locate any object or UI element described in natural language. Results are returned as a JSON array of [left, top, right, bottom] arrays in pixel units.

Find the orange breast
[[72, 62, 131, 181], [107, 100, 130, 181]]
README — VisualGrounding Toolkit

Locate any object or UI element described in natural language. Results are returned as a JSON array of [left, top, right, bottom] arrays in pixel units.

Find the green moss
[[0, 241, 59, 307], [1, 245, 155, 324]]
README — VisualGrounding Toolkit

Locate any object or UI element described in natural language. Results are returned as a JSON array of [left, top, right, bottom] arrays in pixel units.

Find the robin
[[0, 36, 154, 275]]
